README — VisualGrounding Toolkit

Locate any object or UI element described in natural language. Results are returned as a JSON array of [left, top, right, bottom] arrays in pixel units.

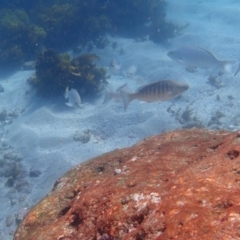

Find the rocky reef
[[0, 0, 176, 70], [14, 128, 240, 239], [0, 8, 45, 71]]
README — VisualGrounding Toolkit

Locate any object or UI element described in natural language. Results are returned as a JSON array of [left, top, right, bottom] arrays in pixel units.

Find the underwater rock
[[207, 74, 223, 88], [0, 8, 46, 70], [73, 130, 91, 144], [0, 109, 20, 126], [168, 104, 204, 129], [0, 110, 7, 121], [5, 215, 15, 228], [15, 208, 29, 225], [14, 180, 31, 193], [0, 84, 4, 93], [0, 1, 176, 70], [4, 151, 19, 161], [14, 128, 240, 240], [5, 177, 14, 188], [29, 169, 41, 178]]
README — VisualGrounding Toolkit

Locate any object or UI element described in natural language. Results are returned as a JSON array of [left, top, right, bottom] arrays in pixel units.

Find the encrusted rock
[[14, 129, 240, 239]]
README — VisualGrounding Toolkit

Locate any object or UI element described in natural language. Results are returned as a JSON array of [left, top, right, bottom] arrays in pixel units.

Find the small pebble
[[237, 131, 240, 138], [5, 178, 14, 187], [15, 207, 29, 225], [6, 216, 14, 227], [0, 84, 4, 93], [4, 152, 18, 160], [121, 196, 130, 205], [114, 169, 121, 175], [29, 169, 41, 178], [73, 130, 90, 143]]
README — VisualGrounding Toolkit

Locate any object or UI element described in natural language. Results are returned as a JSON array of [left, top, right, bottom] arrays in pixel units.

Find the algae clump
[[0, 8, 46, 70], [28, 49, 107, 101]]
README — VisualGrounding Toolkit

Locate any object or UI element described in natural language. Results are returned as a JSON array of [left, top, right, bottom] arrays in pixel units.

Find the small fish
[[71, 72, 81, 77], [103, 83, 127, 104], [110, 58, 121, 71], [126, 65, 137, 78], [120, 80, 189, 111], [64, 87, 81, 108], [167, 46, 233, 72]]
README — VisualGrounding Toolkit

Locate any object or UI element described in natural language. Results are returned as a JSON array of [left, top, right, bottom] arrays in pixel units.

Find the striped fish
[[120, 80, 189, 111]]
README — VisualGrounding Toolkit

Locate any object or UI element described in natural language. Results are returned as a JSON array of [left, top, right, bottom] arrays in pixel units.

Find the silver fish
[[167, 46, 233, 72], [103, 83, 127, 104], [110, 58, 121, 71], [125, 65, 137, 78], [120, 80, 189, 111], [64, 87, 81, 107]]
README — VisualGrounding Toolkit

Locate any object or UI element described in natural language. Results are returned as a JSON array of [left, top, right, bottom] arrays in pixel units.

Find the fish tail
[[103, 88, 113, 104], [120, 90, 132, 111], [64, 86, 69, 99], [116, 83, 127, 92], [65, 102, 74, 107], [71, 89, 81, 107], [220, 60, 234, 73], [234, 62, 240, 77]]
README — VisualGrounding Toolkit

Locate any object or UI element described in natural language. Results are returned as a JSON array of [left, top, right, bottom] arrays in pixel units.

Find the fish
[[103, 83, 127, 104], [120, 80, 189, 111], [125, 65, 137, 78], [64, 87, 81, 107], [110, 58, 121, 71], [167, 46, 233, 72]]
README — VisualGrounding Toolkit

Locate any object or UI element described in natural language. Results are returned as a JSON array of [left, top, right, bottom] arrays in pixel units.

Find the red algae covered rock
[[14, 129, 240, 240]]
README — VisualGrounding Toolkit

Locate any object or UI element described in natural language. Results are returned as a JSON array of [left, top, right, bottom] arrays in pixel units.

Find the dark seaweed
[[0, 0, 175, 71], [28, 49, 107, 99]]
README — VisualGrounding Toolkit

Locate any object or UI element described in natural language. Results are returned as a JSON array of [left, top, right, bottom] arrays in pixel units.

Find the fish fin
[[116, 83, 127, 92], [177, 58, 185, 64], [136, 83, 150, 92], [76, 102, 81, 108], [120, 90, 132, 111], [64, 87, 81, 108], [65, 102, 74, 107], [234, 62, 240, 76], [220, 60, 234, 73], [70, 89, 81, 107], [103, 88, 113, 104], [116, 64, 121, 70], [64, 87, 69, 99], [196, 47, 214, 56]]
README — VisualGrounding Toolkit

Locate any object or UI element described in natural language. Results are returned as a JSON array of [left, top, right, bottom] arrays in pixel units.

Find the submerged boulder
[[14, 129, 240, 239]]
